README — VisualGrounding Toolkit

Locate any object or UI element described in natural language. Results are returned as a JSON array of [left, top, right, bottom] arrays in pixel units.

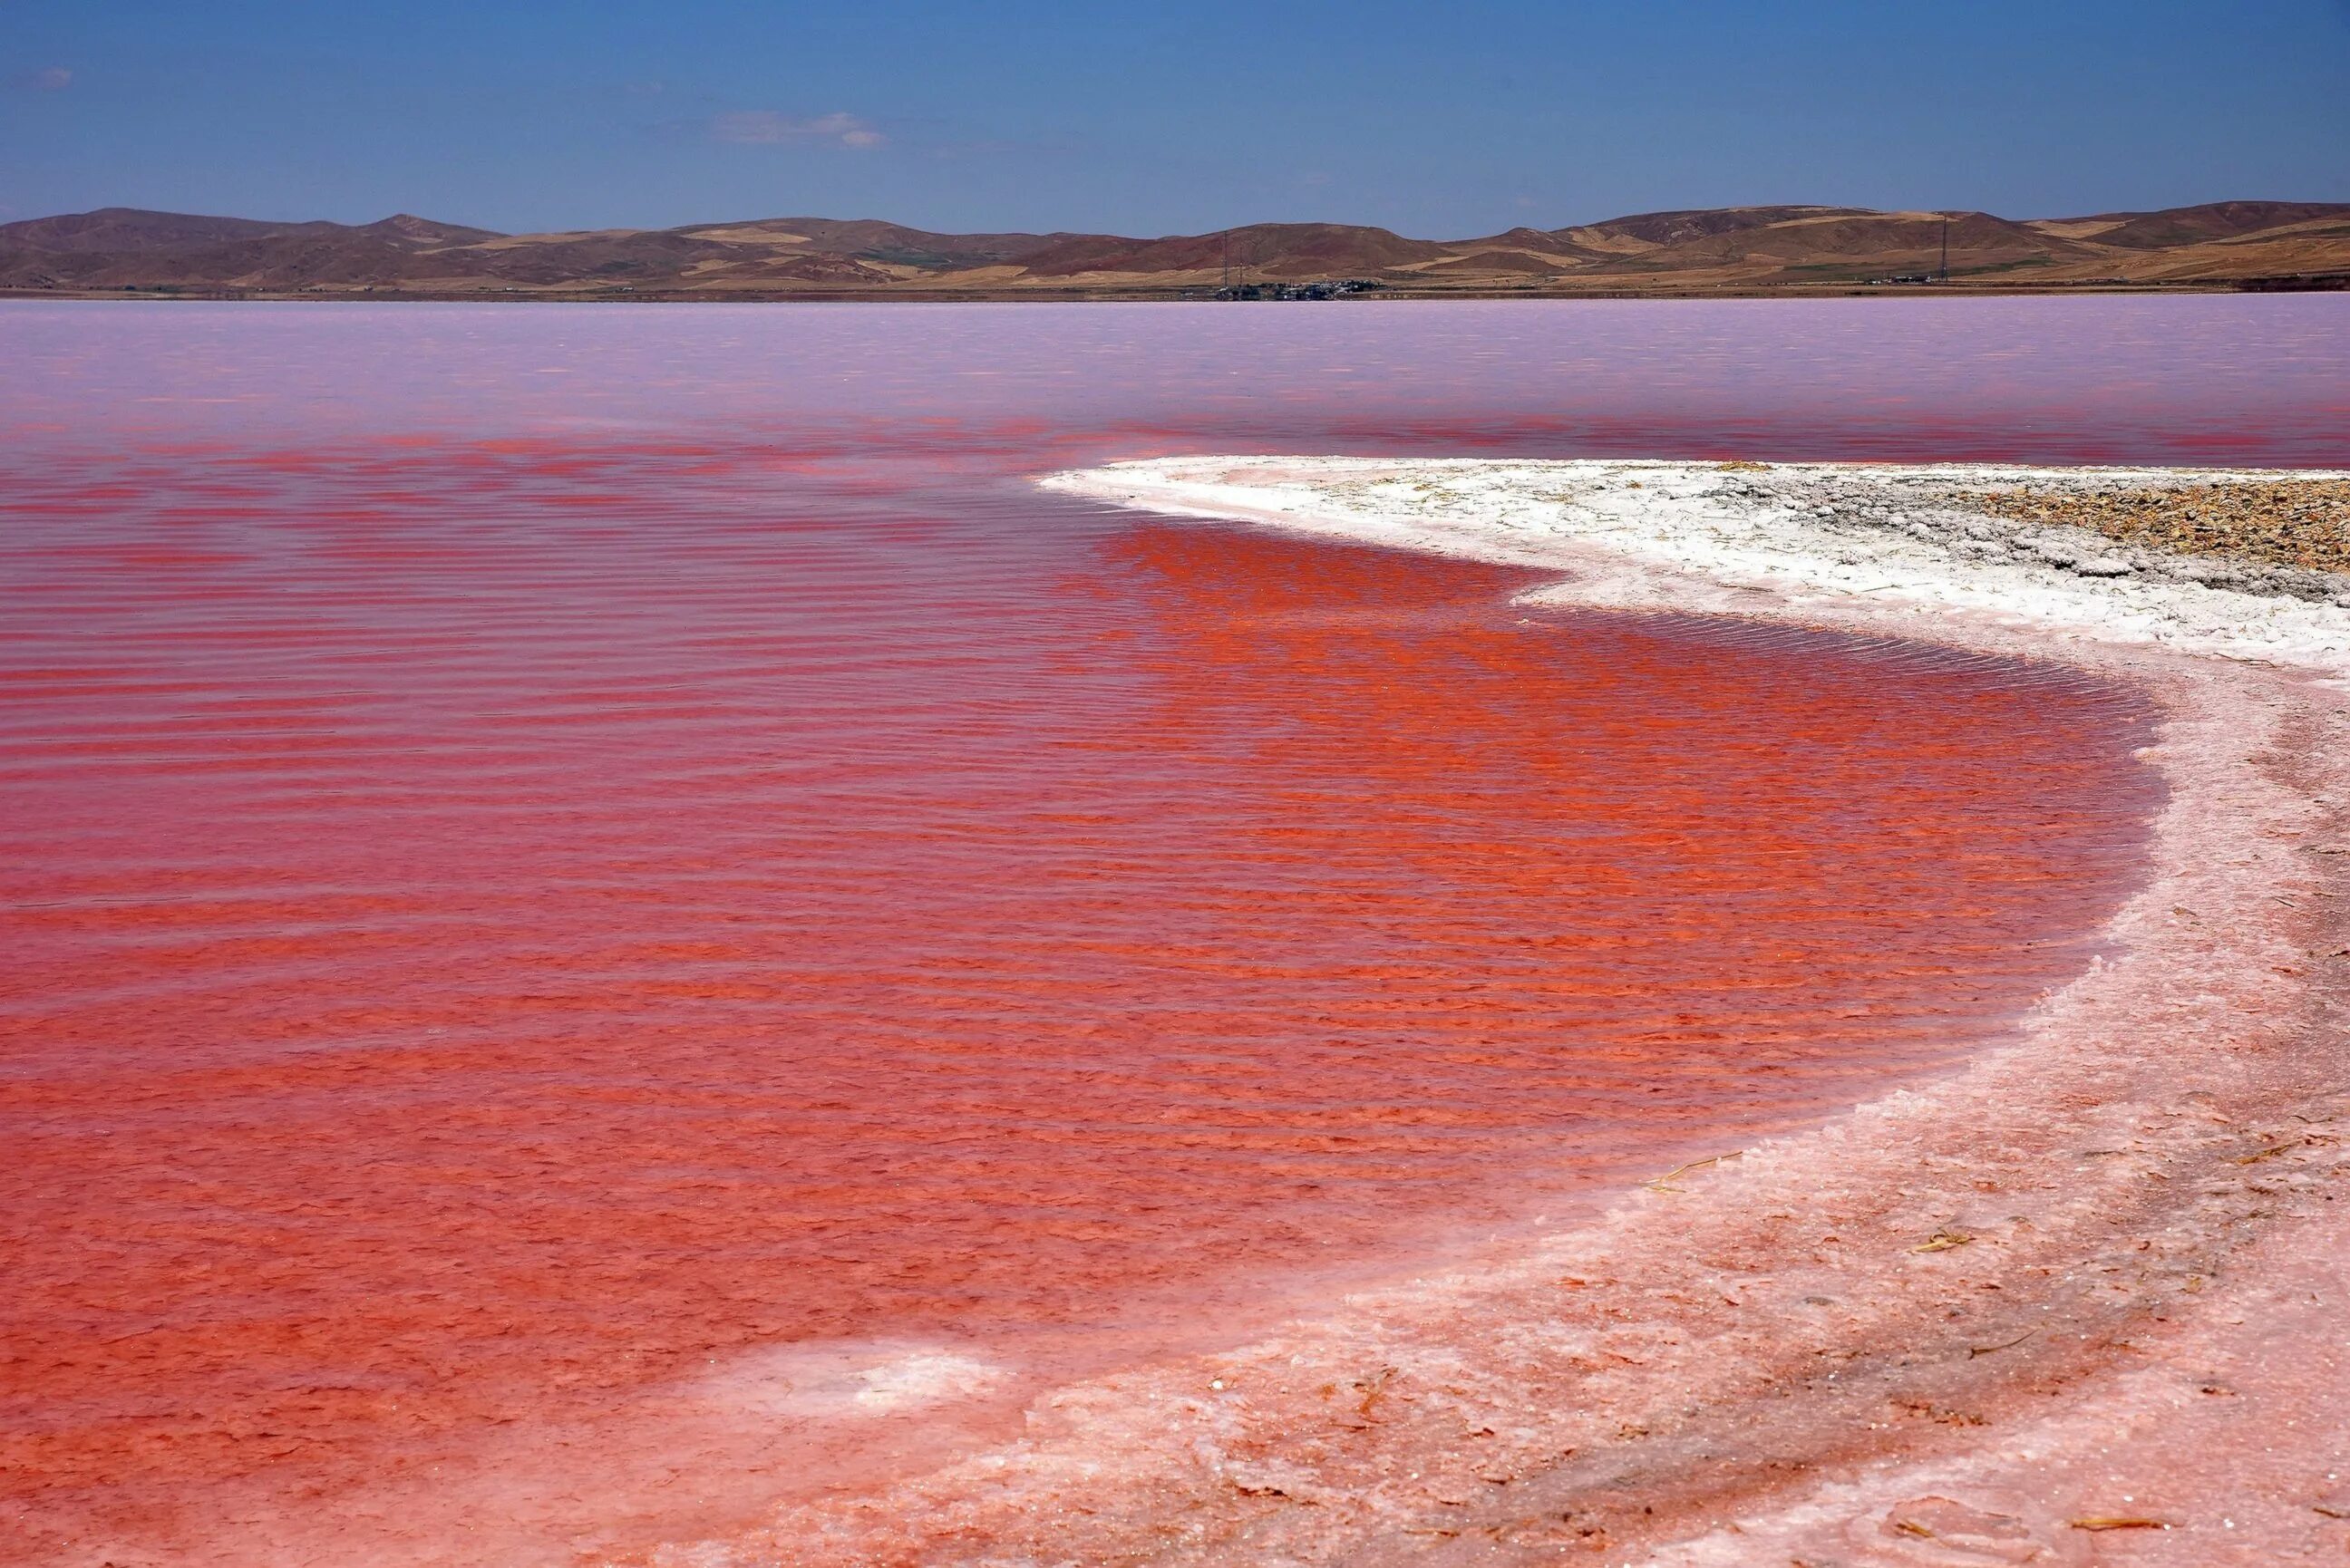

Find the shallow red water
[[6, 297, 2336, 1563]]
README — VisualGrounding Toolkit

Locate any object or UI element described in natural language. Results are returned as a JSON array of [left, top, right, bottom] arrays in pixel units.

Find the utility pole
[[1939, 215, 1949, 283], [1221, 229, 1230, 295]]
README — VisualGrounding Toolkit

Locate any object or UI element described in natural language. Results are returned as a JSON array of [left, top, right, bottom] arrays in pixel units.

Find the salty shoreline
[[619, 455, 2350, 1565], [963, 458, 2345, 1564]]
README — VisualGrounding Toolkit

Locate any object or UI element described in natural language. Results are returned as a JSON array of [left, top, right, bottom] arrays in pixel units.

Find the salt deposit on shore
[[648, 459, 2350, 1565], [1043, 457, 2350, 674]]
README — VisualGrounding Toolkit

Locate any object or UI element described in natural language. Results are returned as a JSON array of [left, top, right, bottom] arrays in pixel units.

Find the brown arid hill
[[1013, 222, 1456, 280], [673, 218, 1075, 271], [2036, 199, 2350, 249], [1562, 209, 2104, 287], [1568, 204, 1876, 248], [4, 201, 2347, 299]]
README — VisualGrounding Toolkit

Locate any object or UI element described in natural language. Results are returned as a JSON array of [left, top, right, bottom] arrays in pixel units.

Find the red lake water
[[2, 297, 2344, 1564]]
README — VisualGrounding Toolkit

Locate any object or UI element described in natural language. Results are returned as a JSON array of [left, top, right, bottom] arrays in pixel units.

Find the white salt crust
[[1042, 457, 2350, 677], [301, 459, 2350, 1568], [693, 1341, 1010, 1419]]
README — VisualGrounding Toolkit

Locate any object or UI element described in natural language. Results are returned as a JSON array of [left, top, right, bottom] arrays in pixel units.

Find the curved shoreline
[[656, 459, 2350, 1565]]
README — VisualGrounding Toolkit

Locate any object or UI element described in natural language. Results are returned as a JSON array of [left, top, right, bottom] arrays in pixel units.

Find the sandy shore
[[646, 459, 2350, 1566]]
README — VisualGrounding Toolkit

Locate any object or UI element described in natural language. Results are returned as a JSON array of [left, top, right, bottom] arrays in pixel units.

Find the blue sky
[[5, 0, 2347, 236]]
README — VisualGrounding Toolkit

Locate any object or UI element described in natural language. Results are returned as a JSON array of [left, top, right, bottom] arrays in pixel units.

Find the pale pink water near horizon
[[3, 297, 2345, 1564]]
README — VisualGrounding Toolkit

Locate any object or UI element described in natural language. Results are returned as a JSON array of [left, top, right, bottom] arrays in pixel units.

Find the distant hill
[[1013, 222, 1456, 279], [2042, 200, 2350, 249], [5, 201, 2346, 298], [1570, 205, 1877, 247]]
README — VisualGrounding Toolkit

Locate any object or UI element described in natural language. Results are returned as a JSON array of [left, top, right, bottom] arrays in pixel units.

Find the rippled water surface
[[4, 297, 2341, 1563]]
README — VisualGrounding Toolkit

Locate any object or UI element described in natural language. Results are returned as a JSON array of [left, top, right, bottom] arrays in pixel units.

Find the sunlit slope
[[4, 199, 2345, 295]]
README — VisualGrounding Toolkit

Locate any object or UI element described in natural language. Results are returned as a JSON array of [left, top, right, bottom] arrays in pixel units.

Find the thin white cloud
[[711, 111, 884, 150], [24, 65, 72, 92]]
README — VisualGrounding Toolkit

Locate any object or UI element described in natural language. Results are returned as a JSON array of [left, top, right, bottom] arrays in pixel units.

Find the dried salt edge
[[1042, 457, 2350, 677], [646, 457, 2350, 1565], [694, 1340, 1008, 1418]]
